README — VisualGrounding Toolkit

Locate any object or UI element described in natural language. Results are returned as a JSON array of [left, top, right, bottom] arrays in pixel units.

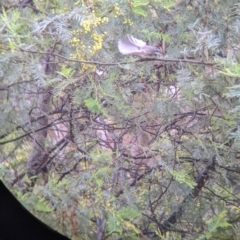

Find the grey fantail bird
[[118, 35, 161, 58]]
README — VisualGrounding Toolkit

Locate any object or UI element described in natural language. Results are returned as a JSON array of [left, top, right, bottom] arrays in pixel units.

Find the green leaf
[[207, 211, 231, 232], [96, 166, 111, 176], [95, 178, 103, 187], [117, 207, 141, 220], [57, 66, 75, 78], [153, 0, 175, 9], [34, 199, 53, 213], [84, 98, 102, 113], [8, 41, 17, 51], [132, 0, 149, 7], [198, 211, 232, 239], [131, 6, 147, 17], [171, 170, 197, 189], [107, 215, 122, 234]]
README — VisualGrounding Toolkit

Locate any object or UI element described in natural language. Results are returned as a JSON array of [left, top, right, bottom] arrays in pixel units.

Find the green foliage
[[217, 59, 240, 77], [0, 8, 25, 44], [131, 0, 150, 17], [57, 66, 75, 78], [107, 207, 141, 235], [171, 170, 197, 189], [84, 97, 103, 114], [198, 211, 232, 240], [34, 197, 53, 213], [1, 0, 240, 239], [117, 206, 141, 220], [107, 215, 123, 235]]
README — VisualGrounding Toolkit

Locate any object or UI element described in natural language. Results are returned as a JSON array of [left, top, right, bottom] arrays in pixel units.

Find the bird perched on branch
[[118, 35, 161, 58]]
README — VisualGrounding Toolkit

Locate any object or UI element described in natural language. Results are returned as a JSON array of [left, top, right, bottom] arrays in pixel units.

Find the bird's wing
[[127, 35, 146, 48], [118, 39, 141, 55], [118, 35, 146, 55]]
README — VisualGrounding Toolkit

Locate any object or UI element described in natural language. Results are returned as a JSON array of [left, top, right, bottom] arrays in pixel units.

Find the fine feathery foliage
[[1, 0, 240, 239]]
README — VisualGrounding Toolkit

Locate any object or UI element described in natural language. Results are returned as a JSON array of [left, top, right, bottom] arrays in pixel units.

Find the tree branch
[[19, 48, 215, 66]]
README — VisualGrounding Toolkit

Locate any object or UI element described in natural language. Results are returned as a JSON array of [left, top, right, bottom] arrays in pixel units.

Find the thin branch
[[19, 48, 215, 66], [0, 109, 68, 140], [161, 156, 216, 233]]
